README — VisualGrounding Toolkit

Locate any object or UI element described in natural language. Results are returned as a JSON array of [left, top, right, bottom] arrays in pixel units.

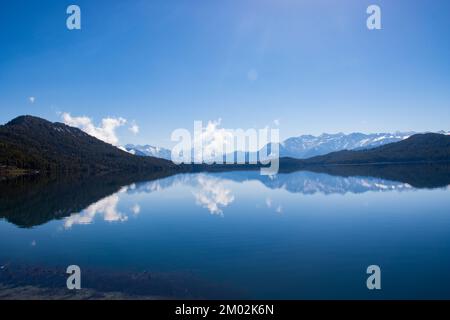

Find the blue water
[[1, 170, 450, 299]]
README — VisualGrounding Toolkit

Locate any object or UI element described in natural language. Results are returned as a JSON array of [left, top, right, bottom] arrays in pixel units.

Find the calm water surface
[[1, 169, 450, 299]]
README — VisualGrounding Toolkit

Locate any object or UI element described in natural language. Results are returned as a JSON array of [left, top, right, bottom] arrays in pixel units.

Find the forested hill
[[0, 115, 176, 173]]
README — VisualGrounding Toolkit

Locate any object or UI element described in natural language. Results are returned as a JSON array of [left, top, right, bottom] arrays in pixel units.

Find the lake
[[1, 165, 450, 299]]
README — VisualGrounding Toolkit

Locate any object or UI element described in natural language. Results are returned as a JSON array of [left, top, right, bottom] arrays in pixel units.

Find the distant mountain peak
[[277, 131, 421, 159], [123, 144, 172, 160], [301, 132, 450, 165]]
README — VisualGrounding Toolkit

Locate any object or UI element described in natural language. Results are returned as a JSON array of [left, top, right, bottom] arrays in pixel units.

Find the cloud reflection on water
[[64, 193, 127, 228], [63, 171, 426, 228], [63, 174, 235, 228], [192, 174, 234, 215], [64, 186, 140, 229]]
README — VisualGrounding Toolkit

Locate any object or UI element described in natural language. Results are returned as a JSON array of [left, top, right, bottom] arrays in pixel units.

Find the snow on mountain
[[277, 132, 417, 159], [122, 131, 450, 161], [123, 144, 172, 160]]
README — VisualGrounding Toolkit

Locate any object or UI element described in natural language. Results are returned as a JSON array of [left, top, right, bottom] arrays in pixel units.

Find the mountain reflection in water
[[1, 164, 450, 299], [1, 163, 449, 228]]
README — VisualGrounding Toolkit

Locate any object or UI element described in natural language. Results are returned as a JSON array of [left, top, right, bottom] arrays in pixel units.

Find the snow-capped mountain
[[276, 132, 417, 159], [123, 144, 172, 160], [122, 131, 450, 161]]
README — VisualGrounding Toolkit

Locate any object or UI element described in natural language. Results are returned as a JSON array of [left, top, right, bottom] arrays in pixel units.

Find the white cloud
[[129, 123, 139, 135], [29, 96, 35, 104], [193, 119, 234, 162], [192, 174, 234, 215], [64, 193, 128, 229], [191, 119, 278, 161], [274, 119, 280, 126], [61, 112, 127, 145]]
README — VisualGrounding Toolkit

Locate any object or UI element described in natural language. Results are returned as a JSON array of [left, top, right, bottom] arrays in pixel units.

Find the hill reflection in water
[[1, 163, 450, 228], [1, 164, 450, 299]]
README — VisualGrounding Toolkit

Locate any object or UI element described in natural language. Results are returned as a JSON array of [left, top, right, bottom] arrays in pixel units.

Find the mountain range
[[1, 115, 450, 175], [124, 144, 172, 160], [126, 131, 450, 161], [278, 132, 415, 158], [300, 132, 450, 165]]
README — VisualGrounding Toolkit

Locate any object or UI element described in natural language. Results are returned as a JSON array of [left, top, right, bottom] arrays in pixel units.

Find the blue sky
[[1, 0, 449, 148]]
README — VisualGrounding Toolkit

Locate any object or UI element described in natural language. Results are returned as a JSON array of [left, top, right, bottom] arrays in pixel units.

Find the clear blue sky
[[1, 0, 449, 147]]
